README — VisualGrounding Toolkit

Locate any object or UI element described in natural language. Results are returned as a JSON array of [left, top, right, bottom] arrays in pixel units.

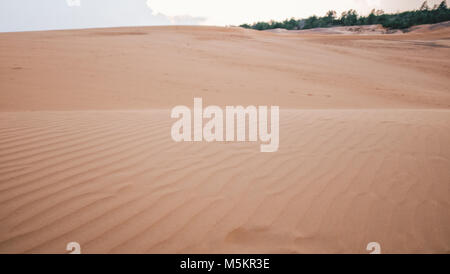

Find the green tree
[[420, 1, 430, 11], [367, 9, 377, 24], [239, 1, 450, 31], [438, 0, 448, 10], [341, 10, 358, 26], [324, 10, 337, 26], [304, 15, 319, 29]]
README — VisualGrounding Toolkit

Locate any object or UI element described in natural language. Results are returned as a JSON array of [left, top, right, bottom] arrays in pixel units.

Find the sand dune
[[0, 25, 449, 253], [1, 25, 450, 110]]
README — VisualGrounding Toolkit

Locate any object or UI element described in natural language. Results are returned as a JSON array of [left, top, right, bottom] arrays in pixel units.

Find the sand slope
[[0, 25, 449, 253], [1, 25, 449, 110]]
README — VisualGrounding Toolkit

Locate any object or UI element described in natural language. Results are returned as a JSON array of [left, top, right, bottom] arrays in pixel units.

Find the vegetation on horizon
[[239, 1, 450, 31]]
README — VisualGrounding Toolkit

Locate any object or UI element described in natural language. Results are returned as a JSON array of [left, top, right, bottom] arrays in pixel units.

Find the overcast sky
[[0, 0, 444, 32]]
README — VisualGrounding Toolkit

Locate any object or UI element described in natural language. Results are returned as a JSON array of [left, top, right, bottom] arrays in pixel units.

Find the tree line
[[239, 1, 450, 31]]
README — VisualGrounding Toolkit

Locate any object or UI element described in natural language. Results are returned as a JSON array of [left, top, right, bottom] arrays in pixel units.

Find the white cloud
[[146, 0, 157, 15], [0, 0, 205, 32], [66, 0, 81, 7], [146, 0, 205, 24]]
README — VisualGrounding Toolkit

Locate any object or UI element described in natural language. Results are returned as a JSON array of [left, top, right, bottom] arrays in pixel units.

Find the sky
[[0, 0, 444, 32]]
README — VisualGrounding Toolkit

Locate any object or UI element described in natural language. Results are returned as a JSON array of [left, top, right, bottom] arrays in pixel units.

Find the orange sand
[[0, 25, 449, 253]]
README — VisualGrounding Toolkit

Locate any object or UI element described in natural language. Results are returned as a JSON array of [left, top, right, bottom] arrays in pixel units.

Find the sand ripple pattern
[[0, 110, 449, 253]]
